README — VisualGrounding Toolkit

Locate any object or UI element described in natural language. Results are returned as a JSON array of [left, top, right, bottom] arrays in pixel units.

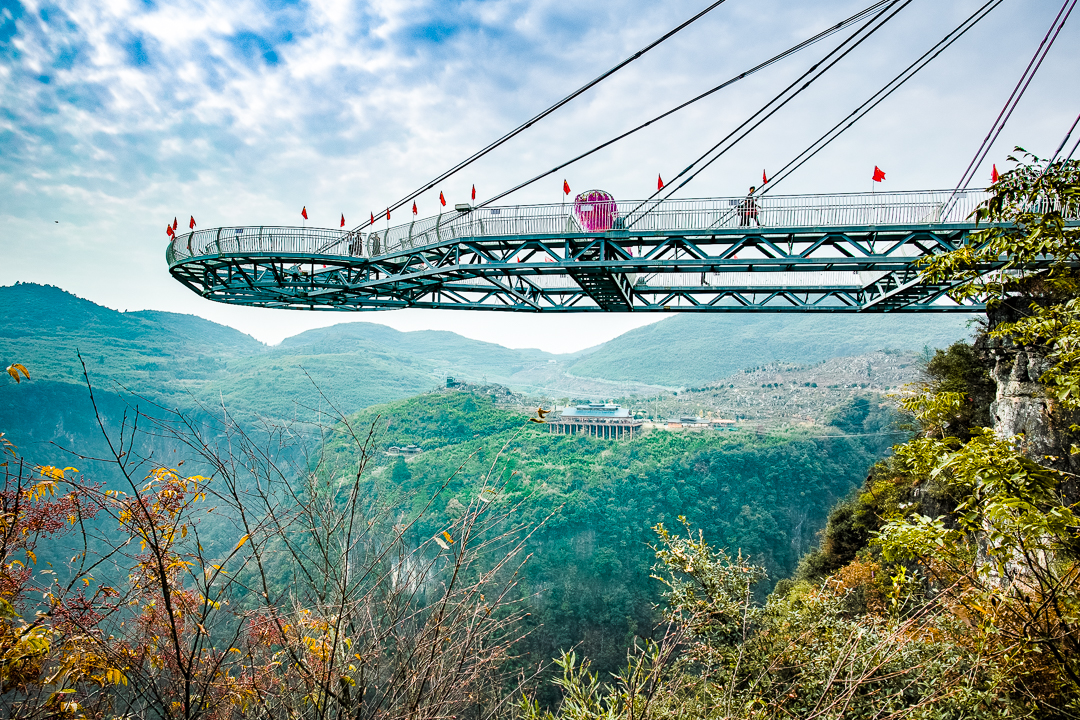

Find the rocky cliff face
[[985, 303, 1080, 475], [980, 303, 1079, 584]]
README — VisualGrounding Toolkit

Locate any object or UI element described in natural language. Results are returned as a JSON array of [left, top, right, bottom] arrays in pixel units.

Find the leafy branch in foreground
[[921, 150, 1080, 407], [520, 519, 1008, 720], [0, 366, 548, 720]]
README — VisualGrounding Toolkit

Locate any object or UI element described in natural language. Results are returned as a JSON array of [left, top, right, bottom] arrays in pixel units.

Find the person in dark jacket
[[739, 186, 760, 226]]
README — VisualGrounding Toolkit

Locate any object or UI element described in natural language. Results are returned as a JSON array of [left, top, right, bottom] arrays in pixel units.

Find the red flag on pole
[[991, 164, 1000, 183], [172, 217, 178, 231], [762, 170, 768, 184], [340, 214, 345, 228], [440, 191, 446, 207], [370, 212, 375, 225], [166, 225, 174, 237], [872, 166, 886, 182], [189, 216, 196, 229], [471, 184, 476, 201], [386, 208, 390, 221], [412, 201, 417, 215], [657, 174, 664, 190], [563, 180, 571, 195], [302, 206, 308, 220]]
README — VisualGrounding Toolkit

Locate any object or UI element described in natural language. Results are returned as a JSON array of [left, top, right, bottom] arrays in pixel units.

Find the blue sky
[[1, 0, 1077, 350]]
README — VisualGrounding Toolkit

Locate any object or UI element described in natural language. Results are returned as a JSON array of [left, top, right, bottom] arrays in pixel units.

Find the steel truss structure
[[166, 189, 1057, 313]]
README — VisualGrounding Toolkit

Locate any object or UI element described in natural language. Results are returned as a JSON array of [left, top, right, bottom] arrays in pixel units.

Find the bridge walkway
[[165, 188, 1056, 313]]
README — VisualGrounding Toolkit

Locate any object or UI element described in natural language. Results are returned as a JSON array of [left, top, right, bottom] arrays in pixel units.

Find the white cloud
[[1, 0, 1077, 349]]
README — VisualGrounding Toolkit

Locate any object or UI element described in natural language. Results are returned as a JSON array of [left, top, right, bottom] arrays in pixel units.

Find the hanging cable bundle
[[625, 0, 913, 229], [760, 0, 1005, 196], [350, 0, 734, 233], [1048, 112, 1080, 164], [474, 0, 896, 209], [951, 0, 1078, 195]]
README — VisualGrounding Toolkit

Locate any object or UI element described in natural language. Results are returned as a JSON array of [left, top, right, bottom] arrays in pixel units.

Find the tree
[[921, 150, 1080, 408], [868, 157, 1080, 710], [519, 521, 1011, 720], [516, 156, 1080, 719], [0, 363, 543, 719], [389, 455, 412, 487]]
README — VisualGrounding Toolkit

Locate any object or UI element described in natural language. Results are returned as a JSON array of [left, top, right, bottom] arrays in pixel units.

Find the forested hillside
[[321, 389, 895, 684], [0, 282, 976, 708], [0, 284, 551, 416], [1, 283, 967, 448]]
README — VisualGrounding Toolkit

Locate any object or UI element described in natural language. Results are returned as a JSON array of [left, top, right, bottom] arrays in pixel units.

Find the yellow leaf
[[235, 534, 250, 551], [441, 531, 455, 545], [5, 364, 29, 383], [26, 550, 36, 565]]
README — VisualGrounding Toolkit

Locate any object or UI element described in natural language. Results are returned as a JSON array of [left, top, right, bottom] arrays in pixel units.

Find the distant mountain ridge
[[0, 284, 560, 419], [1, 284, 977, 419], [566, 313, 977, 387]]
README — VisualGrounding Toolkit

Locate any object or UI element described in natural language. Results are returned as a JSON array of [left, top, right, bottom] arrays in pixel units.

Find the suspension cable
[[351, 0, 733, 233], [473, 0, 895, 209], [1048, 111, 1080, 164], [1068, 130, 1080, 161], [625, 0, 912, 229], [761, 0, 1004, 196], [951, 0, 1077, 196]]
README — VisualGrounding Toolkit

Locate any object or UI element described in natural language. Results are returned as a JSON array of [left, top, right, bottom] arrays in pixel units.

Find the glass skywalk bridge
[[165, 188, 1041, 313]]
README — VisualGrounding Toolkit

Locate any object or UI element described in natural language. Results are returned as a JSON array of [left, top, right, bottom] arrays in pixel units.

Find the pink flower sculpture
[[572, 190, 617, 233]]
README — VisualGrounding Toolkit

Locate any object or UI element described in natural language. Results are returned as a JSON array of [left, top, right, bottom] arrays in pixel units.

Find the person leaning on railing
[[739, 186, 761, 227]]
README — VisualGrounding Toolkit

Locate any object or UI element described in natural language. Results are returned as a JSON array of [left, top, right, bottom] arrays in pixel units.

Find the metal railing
[[167, 189, 993, 264]]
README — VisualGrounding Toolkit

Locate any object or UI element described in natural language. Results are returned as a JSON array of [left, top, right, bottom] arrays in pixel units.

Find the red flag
[[166, 225, 174, 237], [471, 184, 476, 201], [657, 174, 664, 190], [440, 191, 446, 207], [762, 170, 768, 184], [563, 179, 570, 195], [302, 206, 308, 220], [340, 214, 345, 228], [189, 215, 196, 229], [991, 164, 1000, 183], [172, 217, 178, 231], [370, 212, 375, 225], [412, 201, 418, 215], [872, 166, 886, 182], [386, 208, 390, 221]]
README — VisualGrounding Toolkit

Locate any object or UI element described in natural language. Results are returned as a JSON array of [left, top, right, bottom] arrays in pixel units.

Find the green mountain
[[0, 282, 263, 387], [321, 389, 893, 689], [1, 285, 976, 418], [280, 322, 554, 373], [0, 282, 966, 701], [0, 284, 557, 421], [567, 313, 977, 387]]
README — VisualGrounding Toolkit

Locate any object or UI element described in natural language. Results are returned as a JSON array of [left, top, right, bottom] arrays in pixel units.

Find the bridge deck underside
[[169, 224, 1002, 312]]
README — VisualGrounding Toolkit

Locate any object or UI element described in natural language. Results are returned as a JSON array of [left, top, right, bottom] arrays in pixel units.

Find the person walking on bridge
[[739, 186, 760, 226]]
